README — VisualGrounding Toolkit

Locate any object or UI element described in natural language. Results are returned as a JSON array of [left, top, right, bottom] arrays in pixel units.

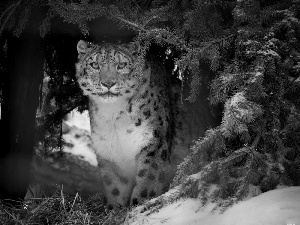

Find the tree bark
[[0, 10, 45, 205]]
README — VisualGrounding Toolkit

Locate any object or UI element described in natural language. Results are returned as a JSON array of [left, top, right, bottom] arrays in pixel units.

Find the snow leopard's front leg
[[130, 148, 167, 206], [97, 158, 134, 210]]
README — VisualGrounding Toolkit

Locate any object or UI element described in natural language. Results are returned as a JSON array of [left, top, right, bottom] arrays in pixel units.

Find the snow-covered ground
[[126, 186, 300, 225], [63, 109, 91, 132], [62, 109, 98, 166]]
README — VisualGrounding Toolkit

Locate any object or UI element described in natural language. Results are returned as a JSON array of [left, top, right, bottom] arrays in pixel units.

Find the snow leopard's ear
[[77, 40, 93, 56]]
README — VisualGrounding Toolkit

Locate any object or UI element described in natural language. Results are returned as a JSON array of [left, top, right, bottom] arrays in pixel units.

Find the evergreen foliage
[[0, 0, 300, 214], [172, 0, 300, 211], [35, 38, 88, 152]]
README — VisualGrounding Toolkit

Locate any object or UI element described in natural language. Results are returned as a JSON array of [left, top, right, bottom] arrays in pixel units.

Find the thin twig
[[112, 14, 147, 32], [251, 134, 261, 149], [3, 208, 24, 225], [30, 198, 50, 214], [60, 185, 66, 211], [0, 1, 21, 37], [70, 192, 79, 213], [131, 0, 142, 11], [0, 1, 21, 23], [27, 186, 35, 199]]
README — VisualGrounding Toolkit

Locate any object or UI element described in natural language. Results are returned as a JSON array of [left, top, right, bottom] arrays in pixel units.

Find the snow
[[228, 91, 246, 108], [220, 91, 263, 137], [127, 199, 221, 225], [126, 187, 300, 225], [62, 109, 98, 166], [64, 109, 91, 133], [225, 91, 263, 122], [63, 128, 98, 166], [257, 49, 280, 58], [243, 40, 260, 45], [221, 187, 300, 225]]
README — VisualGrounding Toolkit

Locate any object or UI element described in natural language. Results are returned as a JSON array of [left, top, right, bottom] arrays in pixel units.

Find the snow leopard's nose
[[101, 81, 116, 89]]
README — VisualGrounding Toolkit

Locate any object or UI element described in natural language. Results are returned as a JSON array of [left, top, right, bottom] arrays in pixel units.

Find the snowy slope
[[62, 109, 98, 166], [63, 109, 91, 132], [221, 187, 300, 225], [125, 186, 300, 225]]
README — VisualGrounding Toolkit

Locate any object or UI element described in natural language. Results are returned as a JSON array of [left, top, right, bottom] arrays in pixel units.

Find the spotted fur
[[75, 40, 185, 209]]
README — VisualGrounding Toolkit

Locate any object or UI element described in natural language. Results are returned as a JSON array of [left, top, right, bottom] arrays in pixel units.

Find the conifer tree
[[173, 0, 300, 210]]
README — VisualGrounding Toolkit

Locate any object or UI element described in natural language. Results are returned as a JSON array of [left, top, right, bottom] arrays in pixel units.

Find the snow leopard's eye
[[117, 62, 128, 70], [90, 62, 100, 69]]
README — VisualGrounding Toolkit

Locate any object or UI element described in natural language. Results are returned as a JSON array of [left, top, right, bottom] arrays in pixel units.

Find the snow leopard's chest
[[92, 116, 152, 176], [89, 88, 168, 178]]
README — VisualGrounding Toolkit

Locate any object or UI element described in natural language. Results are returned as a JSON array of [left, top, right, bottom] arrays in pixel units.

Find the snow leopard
[[75, 40, 186, 209]]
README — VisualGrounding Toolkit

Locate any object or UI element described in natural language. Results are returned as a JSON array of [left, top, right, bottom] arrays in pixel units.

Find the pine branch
[[35, 95, 87, 143], [0, 1, 21, 37], [110, 14, 147, 32], [223, 147, 249, 168]]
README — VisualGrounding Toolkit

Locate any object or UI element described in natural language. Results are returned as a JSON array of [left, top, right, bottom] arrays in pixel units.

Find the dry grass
[[0, 191, 129, 225]]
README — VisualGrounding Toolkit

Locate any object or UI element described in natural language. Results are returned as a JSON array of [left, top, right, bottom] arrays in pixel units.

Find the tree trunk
[[0, 11, 45, 205]]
